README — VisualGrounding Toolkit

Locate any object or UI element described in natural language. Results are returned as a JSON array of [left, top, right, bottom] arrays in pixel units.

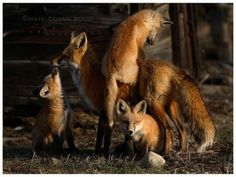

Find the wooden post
[[169, 4, 200, 78]]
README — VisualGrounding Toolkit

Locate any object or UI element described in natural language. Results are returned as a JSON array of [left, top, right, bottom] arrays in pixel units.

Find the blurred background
[[3, 3, 233, 173]]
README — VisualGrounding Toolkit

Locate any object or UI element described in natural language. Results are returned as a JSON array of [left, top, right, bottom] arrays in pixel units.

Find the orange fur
[[32, 67, 75, 153], [51, 32, 138, 155], [101, 10, 167, 128], [138, 59, 215, 152], [116, 99, 164, 157]]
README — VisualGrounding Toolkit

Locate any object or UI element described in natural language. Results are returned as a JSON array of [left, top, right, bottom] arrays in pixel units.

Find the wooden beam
[[169, 4, 200, 78]]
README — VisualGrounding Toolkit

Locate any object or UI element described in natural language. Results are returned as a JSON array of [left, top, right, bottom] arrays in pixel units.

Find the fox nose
[[128, 131, 133, 136]]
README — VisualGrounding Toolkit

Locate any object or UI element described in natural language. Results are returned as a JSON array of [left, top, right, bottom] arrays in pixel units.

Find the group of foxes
[[32, 10, 215, 159]]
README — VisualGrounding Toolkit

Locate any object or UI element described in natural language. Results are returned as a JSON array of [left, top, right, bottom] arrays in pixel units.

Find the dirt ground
[[2, 58, 233, 174]]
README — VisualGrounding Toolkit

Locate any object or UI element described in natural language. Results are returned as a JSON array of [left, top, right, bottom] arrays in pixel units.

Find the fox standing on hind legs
[[101, 9, 173, 153], [138, 59, 216, 153], [32, 67, 76, 154]]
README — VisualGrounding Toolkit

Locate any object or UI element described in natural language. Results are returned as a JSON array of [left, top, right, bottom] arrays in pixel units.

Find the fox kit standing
[[32, 67, 76, 154], [116, 99, 165, 157], [138, 59, 215, 153]]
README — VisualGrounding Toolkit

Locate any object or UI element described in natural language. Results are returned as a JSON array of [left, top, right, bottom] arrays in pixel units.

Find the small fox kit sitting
[[32, 67, 76, 154], [116, 99, 165, 158]]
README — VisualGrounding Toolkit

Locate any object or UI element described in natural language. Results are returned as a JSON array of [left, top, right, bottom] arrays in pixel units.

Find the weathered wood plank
[[169, 4, 200, 78]]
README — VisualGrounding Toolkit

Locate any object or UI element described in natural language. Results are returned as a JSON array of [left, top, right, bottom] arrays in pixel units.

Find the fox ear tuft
[[134, 100, 147, 115], [76, 32, 87, 49], [71, 31, 76, 41], [116, 99, 130, 116]]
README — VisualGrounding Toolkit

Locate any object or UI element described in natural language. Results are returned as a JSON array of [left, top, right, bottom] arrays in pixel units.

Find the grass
[[3, 84, 233, 174], [3, 147, 166, 174]]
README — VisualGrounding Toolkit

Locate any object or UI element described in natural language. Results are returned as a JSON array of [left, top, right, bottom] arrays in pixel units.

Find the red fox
[[32, 67, 76, 154], [101, 9, 173, 133], [116, 99, 165, 157], [138, 59, 215, 153]]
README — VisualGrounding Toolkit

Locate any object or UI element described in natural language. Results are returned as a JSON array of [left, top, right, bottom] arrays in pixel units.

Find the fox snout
[[147, 37, 155, 45], [51, 56, 67, 67], [128, 130, 134, 136], [147, 32, 157, 45]]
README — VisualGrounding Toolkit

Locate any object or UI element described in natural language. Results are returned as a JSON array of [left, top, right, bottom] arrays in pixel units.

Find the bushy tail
[[172, 70, 215, 152]]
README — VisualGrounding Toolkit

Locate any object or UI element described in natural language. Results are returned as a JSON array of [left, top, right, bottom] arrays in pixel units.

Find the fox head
[[51, 32, 88, 69], [116, 99, 147, 138], [141, 10, 173, 45], [33, 67, 62, 100]]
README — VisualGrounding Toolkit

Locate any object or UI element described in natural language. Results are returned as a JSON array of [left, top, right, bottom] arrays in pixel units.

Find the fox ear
[[134, 100, 147, 115], [75, 32, 87, 49], [116, 99, 130, 116], [39, 85, 51, 98], [71, 31, 76, 41]]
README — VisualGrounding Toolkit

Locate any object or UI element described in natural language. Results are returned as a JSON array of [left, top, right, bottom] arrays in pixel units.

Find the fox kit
[[101, 9, 172, 153], [138, 59, 215, 152], [116, 99, 165, 157], [32, 67, 76, 154]]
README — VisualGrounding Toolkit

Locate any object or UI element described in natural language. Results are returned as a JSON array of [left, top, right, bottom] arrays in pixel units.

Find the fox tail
[[173, 70, 215, 152]]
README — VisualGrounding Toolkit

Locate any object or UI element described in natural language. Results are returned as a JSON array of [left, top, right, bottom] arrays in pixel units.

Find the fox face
[[145, 11, 173, 45], [51, 32, 87, 69], [33, 67, 62, 100], [116, 99, 147, 139]]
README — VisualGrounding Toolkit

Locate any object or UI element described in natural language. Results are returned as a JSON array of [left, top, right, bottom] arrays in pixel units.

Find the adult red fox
[[116, 99, 165, 157], [101, 10, 173, 154], [101, 10, 173, 148], [138, 59, 215, 153], [51, 32, 137, 156], [32, 67, 76, 154]]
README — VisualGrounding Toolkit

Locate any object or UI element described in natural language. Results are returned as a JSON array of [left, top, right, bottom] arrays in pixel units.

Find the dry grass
[[3, 61, 233, 174]]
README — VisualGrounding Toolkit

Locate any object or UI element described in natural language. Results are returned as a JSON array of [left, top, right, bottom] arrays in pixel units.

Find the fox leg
[[64, 112, 76, 151], [124, 135, 134, 156], [169, 99, 187, 151], [103, 76, 118, 156], [65, 126, 76, 151], [53, 135, 63, 154], [149, 100, 174, 153], [32, 134, 44, 153], [104, 76, 118, 128], [95, 110, 107, 155]]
